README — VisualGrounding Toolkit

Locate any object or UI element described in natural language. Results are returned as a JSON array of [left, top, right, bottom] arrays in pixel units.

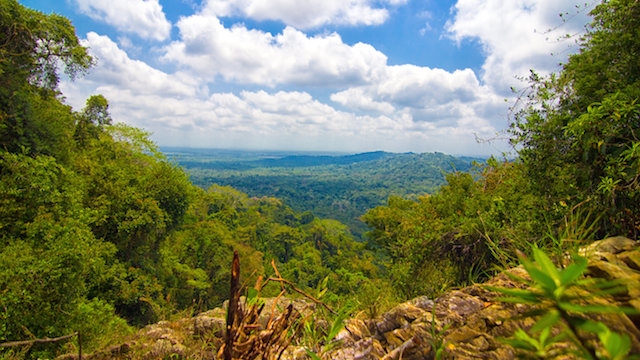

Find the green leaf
[[578, 321, 632, 360], [304, 348, 322, 360], [489, 287, 541, 304], [526, 265, 558, 295], [559, 256, 587, 286], [538, 327, 551, 348], [530, 309, 560, 334], [510, 329, 540, 351], [247, 287, 258, 300], [602, 331, 632, 360], [531, 247, 561, 286]]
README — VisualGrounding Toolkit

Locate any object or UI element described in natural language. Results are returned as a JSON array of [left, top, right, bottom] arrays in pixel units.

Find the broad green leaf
[[602, 332, 632, 360], [559, 256, 587, 286], [532, 247, 561, 286], [526, 265, 558, 294]]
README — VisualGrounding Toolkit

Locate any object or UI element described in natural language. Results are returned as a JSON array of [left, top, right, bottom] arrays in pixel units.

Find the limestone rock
[[71, 236, 640, 359], [323, 236, 640, 359]]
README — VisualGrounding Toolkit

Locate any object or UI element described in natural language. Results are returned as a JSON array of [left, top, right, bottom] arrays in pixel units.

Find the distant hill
[[253, 151, 394, 167], [163, 148, 484, 238], [166, 148, 395, 170]]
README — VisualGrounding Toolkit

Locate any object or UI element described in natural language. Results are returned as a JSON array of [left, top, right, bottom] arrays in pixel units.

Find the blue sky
[[20, 0, 595, 156]]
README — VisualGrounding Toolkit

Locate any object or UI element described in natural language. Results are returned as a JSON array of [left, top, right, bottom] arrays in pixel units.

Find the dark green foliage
[[363, 0, 640, 301], [0, 0, 92, 159], [362, 159, 552, 299], [74, 95, 112, 148], [511, 0, 640, 239], [172, 148, 478, 238], [0, 153, 130, 355]]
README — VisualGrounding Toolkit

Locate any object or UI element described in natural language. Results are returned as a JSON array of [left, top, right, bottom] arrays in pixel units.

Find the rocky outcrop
[[63, 237, 640, 359], [322, 236, 640, 359]]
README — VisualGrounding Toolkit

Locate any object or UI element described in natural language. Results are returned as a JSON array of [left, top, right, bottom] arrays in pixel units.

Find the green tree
[[0, 0, 92, 158], [511, 0, 640, 238], [74, 94, 112, 148], [0, 152, 130, 357]]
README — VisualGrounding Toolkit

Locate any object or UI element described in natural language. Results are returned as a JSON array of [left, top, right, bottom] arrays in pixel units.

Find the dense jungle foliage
[[1, 0, 639, 358], [169, 147, 479, 239]]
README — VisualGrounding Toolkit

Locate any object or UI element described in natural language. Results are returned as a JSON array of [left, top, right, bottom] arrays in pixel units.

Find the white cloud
[[60, 0, 577, 156], [332, 65, 492, 116], [63, 31, 503, 155], [79, 32, 200, 98], [202, 0, 404, 29], [162, 16, 387, 86], [73, 0, 171, 41], [331, 88, 396, 114], [446, 0, 595, 93]]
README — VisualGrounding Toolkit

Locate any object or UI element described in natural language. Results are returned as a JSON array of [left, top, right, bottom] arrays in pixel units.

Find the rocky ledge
[[64, 237, 640, 359]]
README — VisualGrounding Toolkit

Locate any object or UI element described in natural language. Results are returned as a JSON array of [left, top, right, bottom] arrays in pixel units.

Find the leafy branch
[[488, 247, 638, 359]]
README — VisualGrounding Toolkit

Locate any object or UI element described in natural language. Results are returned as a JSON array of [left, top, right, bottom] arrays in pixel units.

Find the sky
[[20, 0, 596, 156]]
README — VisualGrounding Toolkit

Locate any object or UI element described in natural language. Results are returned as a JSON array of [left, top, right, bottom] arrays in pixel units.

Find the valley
[[164, 147, 483, 238]]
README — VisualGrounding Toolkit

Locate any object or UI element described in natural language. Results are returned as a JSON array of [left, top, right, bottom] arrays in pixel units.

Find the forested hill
[[169, 148, 396, 169], [164, 147, 482, 237]]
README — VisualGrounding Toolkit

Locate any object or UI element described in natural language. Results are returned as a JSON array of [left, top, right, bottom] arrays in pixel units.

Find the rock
[[326, 337, 386, 360], [149, 338, 186, 359], [620, 250, 640, 271], [192, 312, 226, 337], [408, 295, 434, 310], [323, 237, 640, 359], [72, 237, 640, 359], [582, 236, 637, 255]]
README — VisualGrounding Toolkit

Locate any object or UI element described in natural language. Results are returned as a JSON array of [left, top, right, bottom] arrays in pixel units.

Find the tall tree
[[0, 0, 92, 158], [74, 94, 112, 148], [511, 0, 640, 238]]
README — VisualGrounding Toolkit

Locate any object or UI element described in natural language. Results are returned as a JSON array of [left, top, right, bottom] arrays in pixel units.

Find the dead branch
[[264, 276, 336, 315], [219, 252, 339, 359], [0, 332, 78, 348], [224, 250, 241, 360]]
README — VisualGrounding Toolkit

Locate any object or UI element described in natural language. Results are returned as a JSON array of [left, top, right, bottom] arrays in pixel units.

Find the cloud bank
[[61, 0, 596, 155]]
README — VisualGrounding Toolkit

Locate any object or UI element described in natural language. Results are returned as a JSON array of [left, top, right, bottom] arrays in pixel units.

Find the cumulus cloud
[[202, 0, 404, 29], [60, 0, 596, 156], [64, 31, 498, 154], [162, 16, 387, 86], [79, 32, 200, 98], [331, 65, 493, 117], [446, 0, 595, 93], [73, 0, 172, 41]]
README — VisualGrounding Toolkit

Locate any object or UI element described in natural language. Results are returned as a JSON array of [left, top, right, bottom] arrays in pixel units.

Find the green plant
[[540, 202, 601, 265], [489, 247, 638, 359], [427, 305, 451, 360], [300, 276, 350, 358], [301, 305, 350, 359]]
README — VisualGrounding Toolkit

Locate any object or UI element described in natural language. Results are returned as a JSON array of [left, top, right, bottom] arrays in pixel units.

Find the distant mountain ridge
[[253, 150, 395, 167], [163, 147, 480, 170]]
